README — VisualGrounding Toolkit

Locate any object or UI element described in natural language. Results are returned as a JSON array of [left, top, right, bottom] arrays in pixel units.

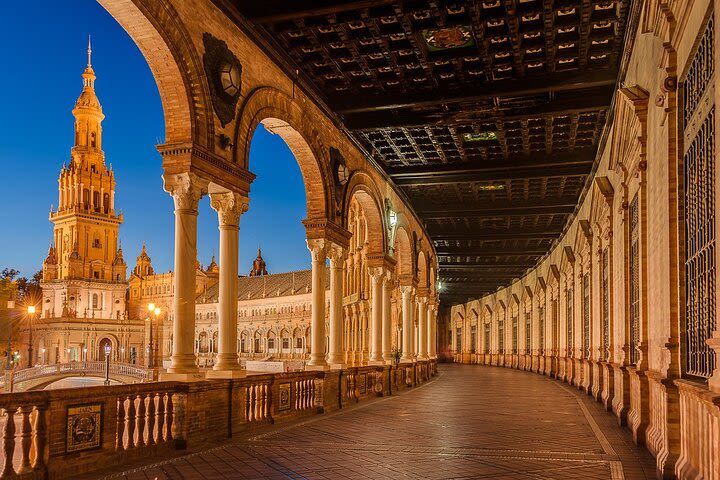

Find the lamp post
[[147, 304, 160, 369], [104, 344, 111, 386], [83, 347, 88, 369], [26, 305, 36, 368]]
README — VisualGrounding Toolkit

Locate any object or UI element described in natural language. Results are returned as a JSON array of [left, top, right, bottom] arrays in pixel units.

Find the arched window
[[92, 294, 99, 309], [198, 332, 209, 353], [90, 131, 97, 147], [103, 193, 110, 213]]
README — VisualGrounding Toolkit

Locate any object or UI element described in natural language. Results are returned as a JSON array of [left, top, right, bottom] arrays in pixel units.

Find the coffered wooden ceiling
[[223, 0, 632, 305]]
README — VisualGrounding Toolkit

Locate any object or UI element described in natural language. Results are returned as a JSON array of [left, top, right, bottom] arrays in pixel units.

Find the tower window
[[90, 132, 96, 148]]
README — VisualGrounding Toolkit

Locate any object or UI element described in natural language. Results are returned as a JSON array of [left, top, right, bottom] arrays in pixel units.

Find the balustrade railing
[[245, 379, 271, 423], [7, 362, 152, 389], [0, 360, 436, 479]]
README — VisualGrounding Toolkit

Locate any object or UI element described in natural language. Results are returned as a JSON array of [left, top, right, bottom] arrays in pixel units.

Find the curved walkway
[[102, 364, 656, 479]]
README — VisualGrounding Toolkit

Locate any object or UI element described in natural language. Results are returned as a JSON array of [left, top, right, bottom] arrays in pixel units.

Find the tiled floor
[[100, 365, 657, 479]]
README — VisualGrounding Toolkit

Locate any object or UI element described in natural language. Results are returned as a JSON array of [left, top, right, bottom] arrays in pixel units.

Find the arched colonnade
[[97, 0, 438, 378]]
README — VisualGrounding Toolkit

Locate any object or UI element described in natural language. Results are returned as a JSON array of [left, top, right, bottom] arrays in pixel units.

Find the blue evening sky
[[0, 0, 309, 278]]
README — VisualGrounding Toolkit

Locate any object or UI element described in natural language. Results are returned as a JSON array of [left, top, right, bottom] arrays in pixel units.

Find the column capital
[[400, 284, 415, 296], [417, 296, 428, 305], [368, 266, 386, 283], [209, 191, 249, 227], [306, 238, 328, 261], [163, 172, 208, 212], [327, 242, 347, 266]]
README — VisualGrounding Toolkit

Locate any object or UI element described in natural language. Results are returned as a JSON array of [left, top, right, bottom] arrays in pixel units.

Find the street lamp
[[104, 344, 111, 386], [147, 304, 160, 369], [26, 305, 36, 368]]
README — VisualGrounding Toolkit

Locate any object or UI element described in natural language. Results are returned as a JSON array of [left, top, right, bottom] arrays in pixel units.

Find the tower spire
[[87, 35, 92, 67]]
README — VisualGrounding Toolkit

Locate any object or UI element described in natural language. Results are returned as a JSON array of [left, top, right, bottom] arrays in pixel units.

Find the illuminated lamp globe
[[220, 62, 241, 97]]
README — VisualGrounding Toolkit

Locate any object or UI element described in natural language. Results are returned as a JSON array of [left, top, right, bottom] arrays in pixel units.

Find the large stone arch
[[99, 0, 213, 147], [417, 251, 429, 292], [394, 226, 414, 279], [234, 87, 333, 222], [344, 172, 387, 255]]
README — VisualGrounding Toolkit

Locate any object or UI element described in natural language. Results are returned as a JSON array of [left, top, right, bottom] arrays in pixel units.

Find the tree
[[0, 269, 19, 307], [16, 270, 42, 302]]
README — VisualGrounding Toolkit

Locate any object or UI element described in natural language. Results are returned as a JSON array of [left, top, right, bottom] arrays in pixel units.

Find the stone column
[[417, 296, 428, 360], [382, 273, 393, 363], [161, 172, 206, 380], [400, 285, 415, 363], [369, 267, 385, 365], [428, 303, 437, 359], [306, 239, 329, 369], [207, 191, 248, 379], [328, 244, 346, 368]]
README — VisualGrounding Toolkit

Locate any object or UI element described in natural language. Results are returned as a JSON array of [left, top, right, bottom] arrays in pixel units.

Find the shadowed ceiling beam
[[391, 149, 595, 176], [439, 262, 536, 269], [418, 201, 577, 219], [436, 246, 547, 256], [347, 91, 611, 130], [430, 229, 562, 241], [336, 70, 618, 113], [392, 163, 592, 186], [240, 0, 397, 23]]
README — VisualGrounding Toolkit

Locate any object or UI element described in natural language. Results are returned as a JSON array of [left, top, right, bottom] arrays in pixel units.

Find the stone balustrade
[[3, 362, 153, 393], [0, 360, 436, 479]]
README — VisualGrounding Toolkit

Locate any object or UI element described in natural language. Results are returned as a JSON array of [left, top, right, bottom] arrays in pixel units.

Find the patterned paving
[[100, 365, 656, 479]]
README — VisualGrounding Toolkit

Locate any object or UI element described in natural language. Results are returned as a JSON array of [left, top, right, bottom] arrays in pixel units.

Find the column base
[[329, 362, 346, 370], [206, 369, 246, 379], [417, 354, 429, 361], [400, 357, 414, 364], [306, 364, 330, 371], [159, 371, 206, 382], [368, 360, 386, 366]]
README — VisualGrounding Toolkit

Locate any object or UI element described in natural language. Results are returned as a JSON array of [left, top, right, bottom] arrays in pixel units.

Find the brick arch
[[234, 87, 333, 221], [99, 0, 213, 147], [344, 173, 387, 255], [417, 250, 428, 291], [394, 226, 413, 279]]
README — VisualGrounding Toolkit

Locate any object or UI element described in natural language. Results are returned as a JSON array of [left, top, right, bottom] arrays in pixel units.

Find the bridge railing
[[0, 360, 437, 479], [6, 362, 152, 389]]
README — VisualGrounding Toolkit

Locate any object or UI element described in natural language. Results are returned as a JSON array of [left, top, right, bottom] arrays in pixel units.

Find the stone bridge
[[1, 362, 153, 393]]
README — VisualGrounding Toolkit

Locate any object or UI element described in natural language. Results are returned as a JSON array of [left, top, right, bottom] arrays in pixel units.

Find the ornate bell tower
[[41, 39, 127, 322], [44, 38, 124, 283]]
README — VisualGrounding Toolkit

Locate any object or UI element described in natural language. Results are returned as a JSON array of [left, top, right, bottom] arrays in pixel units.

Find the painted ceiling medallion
[[463, 131, 498, 142], [202, 33, 243, 127], [421, 26, 475, 52], [477, 184, 505, 191]]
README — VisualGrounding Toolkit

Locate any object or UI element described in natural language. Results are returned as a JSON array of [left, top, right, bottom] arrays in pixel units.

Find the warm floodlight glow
[[154, 307, 161, 316], [27, 305, 36, 315], [148, 303, 155, 312]]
